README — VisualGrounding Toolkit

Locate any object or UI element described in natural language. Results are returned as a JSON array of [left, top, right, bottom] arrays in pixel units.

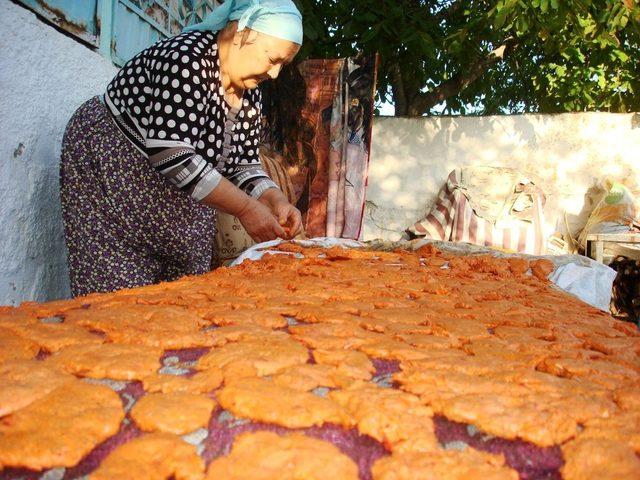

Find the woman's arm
[[201, 177, 286, 243], [220, 89, 302, 237]]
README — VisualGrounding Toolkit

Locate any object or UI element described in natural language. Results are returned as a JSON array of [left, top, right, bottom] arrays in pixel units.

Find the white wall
[[363, 113, 640, 242], [0, 1, 117, 306]]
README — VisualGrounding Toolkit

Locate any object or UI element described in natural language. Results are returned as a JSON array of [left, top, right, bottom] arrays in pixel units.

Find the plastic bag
[[577, 180, 640, 260]]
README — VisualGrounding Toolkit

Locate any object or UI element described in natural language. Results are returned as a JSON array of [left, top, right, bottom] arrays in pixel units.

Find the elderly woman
[[60, 0, 303, 296]]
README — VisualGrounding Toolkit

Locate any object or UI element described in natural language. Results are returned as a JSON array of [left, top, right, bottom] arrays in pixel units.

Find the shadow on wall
[[1, 138, 71, 306], [30, 165, 71, 301], [369, 115, 539, 208], [365, 112, 640, 241], [1, 1, 118, 305]]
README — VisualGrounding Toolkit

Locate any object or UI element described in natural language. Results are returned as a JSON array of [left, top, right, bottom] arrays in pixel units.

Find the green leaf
[[304, 22, 318, 41], [295, 0, 640, 116], [495, 8, 509, 29], [541, 0, 549, 13], [612, 49, 630, 62], [362, 12, 377, 23], [598, 74, 607, 88], [516, 15, 529, 34]]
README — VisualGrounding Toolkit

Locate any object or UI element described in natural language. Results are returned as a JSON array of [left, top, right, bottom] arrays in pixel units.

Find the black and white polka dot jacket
[[104, 30, 277, 201]]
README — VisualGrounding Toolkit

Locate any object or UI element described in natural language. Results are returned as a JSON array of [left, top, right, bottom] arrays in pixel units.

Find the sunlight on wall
[[363, 112, 640, 243]]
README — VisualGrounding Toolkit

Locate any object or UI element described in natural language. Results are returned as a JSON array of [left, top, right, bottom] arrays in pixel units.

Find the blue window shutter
[[98, 0, 114, 58], [109, 1, 218, 66], [15, 0, 100, 46], [16, 0, 218, 66]]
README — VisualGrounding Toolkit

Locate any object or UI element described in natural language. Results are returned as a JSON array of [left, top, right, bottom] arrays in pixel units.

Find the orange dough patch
[[329, 384, 438, 453], [65, 305, 214, 349], [1, 242, 636, 476], [0, 381, 124, 470], [205, 431, 358, 480], [197, 338, 309, 380], [89, 433, 205, 480], [371, 448, 518, 480], [130, 392, 216, 435], [0, 359, 76, 417], [47, 343, 161, 380], [0, 325, 39, 365], [217, 377, 352, 428], [141, 369, 223, 394], [561, 438, 640, 480]]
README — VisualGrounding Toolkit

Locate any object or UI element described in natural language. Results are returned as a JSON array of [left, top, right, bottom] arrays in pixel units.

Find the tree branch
[[315, 35, 362, 46], [409, 37, 518, 115], [434, 1, 464, 22]]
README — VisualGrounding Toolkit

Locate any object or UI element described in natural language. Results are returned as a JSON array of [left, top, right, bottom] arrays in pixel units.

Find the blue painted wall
[[15, 0, 216, 65]]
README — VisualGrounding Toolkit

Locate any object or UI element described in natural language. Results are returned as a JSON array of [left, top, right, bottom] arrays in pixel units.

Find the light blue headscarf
[[184, 0, 303, 45]]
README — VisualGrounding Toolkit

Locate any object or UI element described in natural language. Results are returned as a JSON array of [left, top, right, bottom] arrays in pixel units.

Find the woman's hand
[[271, 201, 302, 239], [202, 178, 289, 243], [202, 180, 299, 243], [236, 199, 287, 243], [258, 189, 302, 239]]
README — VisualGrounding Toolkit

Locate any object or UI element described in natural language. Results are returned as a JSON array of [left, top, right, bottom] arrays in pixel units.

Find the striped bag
[[406, 168, 546, 255]]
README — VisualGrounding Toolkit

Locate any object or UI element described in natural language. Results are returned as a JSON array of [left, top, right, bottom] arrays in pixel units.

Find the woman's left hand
[[259, 188, 302, 239], [272, 201, 302, 239]]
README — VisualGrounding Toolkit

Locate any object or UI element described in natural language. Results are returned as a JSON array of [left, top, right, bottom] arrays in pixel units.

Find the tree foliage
[[293, 0, 640, 116]]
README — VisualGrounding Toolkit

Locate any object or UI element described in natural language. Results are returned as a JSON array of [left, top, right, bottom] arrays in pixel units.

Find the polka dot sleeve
[[143, 47, 222, 201], [222, 90, 278, 199], [103, 31, 279, 203]]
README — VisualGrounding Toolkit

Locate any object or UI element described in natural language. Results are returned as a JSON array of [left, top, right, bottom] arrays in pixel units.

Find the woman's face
[[230, 29, 300, 90]]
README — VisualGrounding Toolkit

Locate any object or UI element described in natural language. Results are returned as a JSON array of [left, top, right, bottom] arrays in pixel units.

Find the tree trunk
[[391, 38, 517, 116], [390, 63, 408, 116]]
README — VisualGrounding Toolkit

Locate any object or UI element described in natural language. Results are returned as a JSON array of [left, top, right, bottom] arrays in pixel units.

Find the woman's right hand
[[236, 199, 286, 243]]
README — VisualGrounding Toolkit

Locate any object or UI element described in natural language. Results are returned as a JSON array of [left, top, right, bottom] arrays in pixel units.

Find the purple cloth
[[59, 96, 216, 296]]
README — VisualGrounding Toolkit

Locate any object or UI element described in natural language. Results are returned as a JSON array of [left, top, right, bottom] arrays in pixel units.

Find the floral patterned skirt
[[60, 96, 216, 297]]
